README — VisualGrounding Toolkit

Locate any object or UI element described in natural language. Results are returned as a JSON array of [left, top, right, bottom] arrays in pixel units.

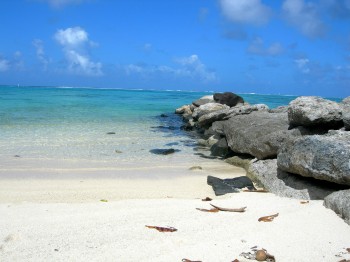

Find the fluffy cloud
[[219, 0, 272, 25], [54, 27, 102, 76], [247, 37, 284, 56], [282, 0, 326, 38], [295, 58, 310, 73], [41, 0, 87, 8], [33, 39, 49, 69], [0, 58, 10, 72], [125, 55, 216, 83]]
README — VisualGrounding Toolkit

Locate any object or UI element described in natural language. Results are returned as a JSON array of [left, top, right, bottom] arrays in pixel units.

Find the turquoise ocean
[[0, 86, 342, 168]]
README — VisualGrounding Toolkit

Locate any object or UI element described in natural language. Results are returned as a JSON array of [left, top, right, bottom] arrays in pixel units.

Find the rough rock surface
[[207, 175, 255, 196], [197, 104, 269, 128], [192, 95, 214, 107], [277, 131, 350, 186], [210, 137, 229, 157], [192, 103, 229, 120], [324, 189, 350, 225], [341, 97, 350, 130], [213, 92, 244, 107], [288, 96, 343, 128], [247, 159, 342, 200], [214, 111, 317, 159]]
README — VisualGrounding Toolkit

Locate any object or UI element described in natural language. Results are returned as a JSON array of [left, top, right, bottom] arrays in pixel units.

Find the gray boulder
[[247, 159, 341, 200], [213, 92, 244, 107], [277, 130, 350, 186], [214, 111, 317, 159], [324, 189, 350, 225], [207, 175, 255, 196], [341, 97, 350, 130], [210, 137, 229, 157], [288, 96, 343, 128], [197, 104, 269, 128], [192, 95, 214, 107], [192, 103, 229, 120]]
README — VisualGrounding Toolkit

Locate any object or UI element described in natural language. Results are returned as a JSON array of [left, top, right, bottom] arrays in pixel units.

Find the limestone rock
[[207, 175, 255, 196], [214, 111, 317, 159], [197, 104, 269, 128], [213, 92, 244, 107], [247, 159, 341, 200], [192, 103, 229, 120], [192, 95, 214, 107], [288, 96, 343, 128], [277, 130, 350, 186], [324, 189, 350, 225]]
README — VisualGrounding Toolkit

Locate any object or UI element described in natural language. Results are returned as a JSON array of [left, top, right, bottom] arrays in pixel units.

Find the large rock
[[207, 175, 255, 196], [213, 92, 244, 107], [341, 97, 350, 130], [175, 105, 192, 115], [288, 96, 343, 128], [210, 137, 229, 157], [192, 103, 229, 120], [197, 104, 269, 128], [247, 159, 342, 200], [213, 111, 318, 159], [277, 130, 350, 186], [324, 189, 350, 225], [192, 95, 214, 107]]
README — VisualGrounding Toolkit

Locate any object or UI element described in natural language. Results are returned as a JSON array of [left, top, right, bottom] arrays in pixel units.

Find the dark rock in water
[[151, 125, 177, 131], [207, 175, 255, 196], [213, 92, 244, 107], [210, 137, 229, 157], [194, 153, 218, 159], [288, 96, 343, 128], [14, 155, 21, 158], [107, 132, 116, 135], [160, 114, 168, 117], [324, 189, 350, 225], [180, 123, 194, 131], [165, 142, 179, 146], [149, 148, 180, 155], [277, 130, 350, 186], [247, 159, 343, 200]]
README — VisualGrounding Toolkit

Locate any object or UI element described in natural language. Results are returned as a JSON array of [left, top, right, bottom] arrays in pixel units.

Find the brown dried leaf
[[182, 259, 202, 262], [243, 189, 268, 193], [300, 200, 309, 204], [201, 197, 212, 201], [145, 225, 177, 232], [258, 213, 279, 222], [210, 204, 246, 212], [346, 248, 350, 253], [196, 207, 219, 213]]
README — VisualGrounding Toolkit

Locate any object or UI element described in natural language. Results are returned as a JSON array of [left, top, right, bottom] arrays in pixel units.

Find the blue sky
[[0, 0, 349, 97]]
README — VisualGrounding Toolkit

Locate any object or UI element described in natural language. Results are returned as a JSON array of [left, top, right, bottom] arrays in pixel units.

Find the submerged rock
[[288, 96, 343, 128], [207, 175, 255, 196], [213, 92, 244, 107], [277, 130, 350, 186], [324, 189, 350, 225], [149, 148, 180, 155]]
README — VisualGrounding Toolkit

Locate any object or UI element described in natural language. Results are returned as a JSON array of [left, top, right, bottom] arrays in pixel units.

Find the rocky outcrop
[[192, 95, 214, 107], [197, 104, 269, 128], [192, 103, 229, 120], [213, 92, 244, 107], [214, 111, 318, 159], [247, 159, 342, 200], [324, 189, 350, 225], [277, 130, 350, 186], [342, 97, 350, 130], [288, 96, 343, 128]]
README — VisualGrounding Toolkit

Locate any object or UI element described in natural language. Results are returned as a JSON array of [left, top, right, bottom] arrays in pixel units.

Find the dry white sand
[[0, 160, 350, 262]]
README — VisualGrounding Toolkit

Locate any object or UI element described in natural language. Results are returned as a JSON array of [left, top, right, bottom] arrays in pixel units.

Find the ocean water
[[0, 86, 341, 167]]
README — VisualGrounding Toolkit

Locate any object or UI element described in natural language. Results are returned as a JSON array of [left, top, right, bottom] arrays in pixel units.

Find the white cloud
[[219, 0, 272, 25], [125, 55, 217, 83], [33, 39, 49, 69], [0, 58, 10, 72], [42, 0, 87, 8], [295, 58, 310, 73], [282, 0, 326, 38], [247, 37, 284, 56], [54, 27, 102, 76]]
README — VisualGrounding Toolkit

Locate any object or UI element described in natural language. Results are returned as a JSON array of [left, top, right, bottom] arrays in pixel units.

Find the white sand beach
[[1, 160, 350, 262]]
